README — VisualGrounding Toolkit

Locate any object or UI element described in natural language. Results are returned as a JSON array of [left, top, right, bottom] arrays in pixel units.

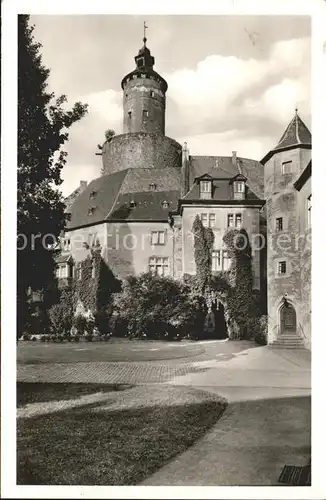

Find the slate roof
[[293, 160, 312, 191], [66, 169, 181, 229], [183, 179, 260, 202], [188, 155, 264, 199], [109, 190, 180, 221], [261, 112, 311, 165]]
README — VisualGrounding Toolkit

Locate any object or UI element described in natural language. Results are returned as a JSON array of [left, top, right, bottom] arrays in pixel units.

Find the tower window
[[277, 261, 287, 275], [276, 217, 283, 231], [128, 111, 132, 119], [282, 161, 292, 175], [137, 57, 145, 67], [143, 110, 149, 118], [307, 195, 311, 228], [150, 90, 155, 97]]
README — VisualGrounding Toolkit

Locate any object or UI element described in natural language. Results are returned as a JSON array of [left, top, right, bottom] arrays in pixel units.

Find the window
[[128, 111, 132, 119], [201, 213, 208, 227], [212, 250, 231, 271], [235, 213, 242, 228], [88, 207, 95, 216], [91, 261, 96, 279], [277, 261, 287, 275], [150, 90, 155, 97], [129, 200, 136, 208], [282, 161, 292, 175], [89, 190, 97, 199], [75, 262, 82, 280], [222, 250, 231, 270], [137, 57, 145, 67], [56, 265, 67, 279], [162, 200, 169, 209], [151, 231, 165, 245], [234, 181, 245, 193], [227, 214, 234, 227], [307, 195, 311, 228], [212, 250, 221, 271], [149, 183, 157, 191], [143, 110, 149, 118], [149, 257, 169, 276], [208, 213, 216, 228], [276, 217, 283, 231], [200, 180, 212, 199]]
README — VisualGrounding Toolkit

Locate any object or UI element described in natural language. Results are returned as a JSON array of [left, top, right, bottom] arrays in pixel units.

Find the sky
[[30, 15, 311, 196]]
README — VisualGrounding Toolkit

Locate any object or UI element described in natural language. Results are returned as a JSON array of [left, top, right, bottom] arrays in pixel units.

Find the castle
[[57, 35, 311, 349]]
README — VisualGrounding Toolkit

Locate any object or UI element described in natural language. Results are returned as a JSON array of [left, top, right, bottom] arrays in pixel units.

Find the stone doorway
[[280, 303, 297, 335], [212, 301, 228, 339]]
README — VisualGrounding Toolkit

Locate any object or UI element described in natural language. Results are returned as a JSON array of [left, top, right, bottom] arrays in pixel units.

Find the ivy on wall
[[191, 218, 257, 340], [57, 247, 121, 317], [192, 215, 215, 293]]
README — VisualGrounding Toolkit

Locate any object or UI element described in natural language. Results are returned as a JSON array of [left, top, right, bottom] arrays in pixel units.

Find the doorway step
[[269, 334, 305, 349]]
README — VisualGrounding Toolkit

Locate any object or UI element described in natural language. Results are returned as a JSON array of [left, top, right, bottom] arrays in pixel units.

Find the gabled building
[[58, 35, 311, 349]]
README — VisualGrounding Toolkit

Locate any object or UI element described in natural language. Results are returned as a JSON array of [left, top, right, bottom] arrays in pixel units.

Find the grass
[[17, 383, 226, 485], [17, 382, 133, 407]]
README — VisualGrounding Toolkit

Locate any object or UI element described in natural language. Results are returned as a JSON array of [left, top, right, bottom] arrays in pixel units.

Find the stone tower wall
[[123, 77, 166, 134], [264, 147, 311, 344], [101, 133, 182, 175]]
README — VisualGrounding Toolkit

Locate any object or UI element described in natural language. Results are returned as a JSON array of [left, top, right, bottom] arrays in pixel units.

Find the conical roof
[[261, 110, 311, 164]]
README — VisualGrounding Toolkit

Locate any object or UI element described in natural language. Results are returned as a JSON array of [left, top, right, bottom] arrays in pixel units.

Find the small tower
[[121, 23, 167, 134], [261, 109, 311, 344]]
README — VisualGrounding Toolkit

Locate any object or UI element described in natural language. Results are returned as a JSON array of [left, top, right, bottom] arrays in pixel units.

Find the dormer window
[[88, 207, 95, 216], [149, 182, 157, 191], [230, 175, 247, 200], [89, 190, 96, 199], [162, 200, 169, 209], [129, 200, 136, 208], [200, 180, 212, 199]]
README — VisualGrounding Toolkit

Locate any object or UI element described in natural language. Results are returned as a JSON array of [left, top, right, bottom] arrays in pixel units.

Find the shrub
[[73, 314, 87, 335], [94, 309, 111, 335], [48, 304, 72, 336], [40, 335, 46, 342], [254, 315, 268, 345], [114, 273, 205, 341]]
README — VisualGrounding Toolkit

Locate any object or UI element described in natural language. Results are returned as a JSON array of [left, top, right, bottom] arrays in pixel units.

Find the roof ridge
[[104, 170, 129, 219]]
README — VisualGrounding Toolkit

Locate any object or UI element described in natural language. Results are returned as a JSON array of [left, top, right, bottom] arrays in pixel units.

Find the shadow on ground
[[17, 384, 226, 486]]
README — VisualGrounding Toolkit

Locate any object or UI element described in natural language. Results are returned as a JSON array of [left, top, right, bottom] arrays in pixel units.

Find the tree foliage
[[114, 273, 205, 339], [17, 14, 88, 318]]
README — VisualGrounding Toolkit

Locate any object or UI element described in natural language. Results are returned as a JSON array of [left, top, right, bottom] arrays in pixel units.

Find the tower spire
[[143, 21, 148, 46]]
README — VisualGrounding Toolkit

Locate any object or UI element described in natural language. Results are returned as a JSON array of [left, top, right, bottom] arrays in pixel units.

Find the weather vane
[[143, 21, 148, 44]]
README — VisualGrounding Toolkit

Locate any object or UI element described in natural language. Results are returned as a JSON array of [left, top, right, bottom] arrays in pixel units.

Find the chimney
[[181, 142, 190, 197], [80, 180, 87, 190], [232, 151, 237, 166]]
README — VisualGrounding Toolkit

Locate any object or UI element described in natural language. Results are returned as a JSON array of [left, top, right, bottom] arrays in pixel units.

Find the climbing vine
[[192, 215, 215, 293]]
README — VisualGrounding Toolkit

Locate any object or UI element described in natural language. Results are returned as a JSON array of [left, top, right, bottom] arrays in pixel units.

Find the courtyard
[[17, 339, 311, 486]]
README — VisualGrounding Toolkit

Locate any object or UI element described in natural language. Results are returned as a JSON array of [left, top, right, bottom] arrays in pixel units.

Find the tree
[[17, 15, 88, 334]]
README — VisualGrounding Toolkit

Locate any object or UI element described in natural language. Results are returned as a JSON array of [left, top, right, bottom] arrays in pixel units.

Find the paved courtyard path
[[17, 340, 311, 486]]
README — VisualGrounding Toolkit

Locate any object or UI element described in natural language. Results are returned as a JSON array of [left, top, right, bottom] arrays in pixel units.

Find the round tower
[[121, 35, 167, 135]]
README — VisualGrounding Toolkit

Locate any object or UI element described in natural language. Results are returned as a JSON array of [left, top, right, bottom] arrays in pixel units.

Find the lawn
[[17, 383, 226, 485]]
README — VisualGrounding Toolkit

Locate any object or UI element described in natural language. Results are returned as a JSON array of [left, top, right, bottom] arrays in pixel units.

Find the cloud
[[61, 36, 310, 196]]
